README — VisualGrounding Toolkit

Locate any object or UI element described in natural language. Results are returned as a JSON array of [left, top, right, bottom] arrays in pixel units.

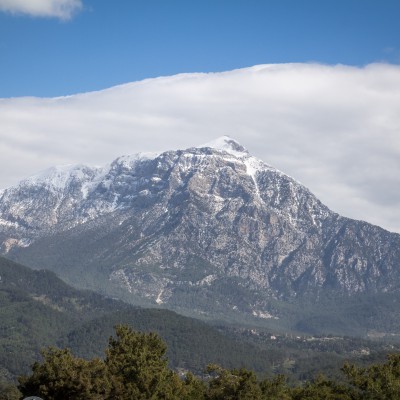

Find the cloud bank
[[1, 63, 400, 233], [0, 0, 82, 19]]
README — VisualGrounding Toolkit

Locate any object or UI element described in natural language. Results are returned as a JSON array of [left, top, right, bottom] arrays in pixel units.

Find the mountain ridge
[[0, 136, 399, 329]]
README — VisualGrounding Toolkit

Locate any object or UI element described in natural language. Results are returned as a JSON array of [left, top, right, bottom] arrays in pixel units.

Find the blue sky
[[1, 0, 400, 97]]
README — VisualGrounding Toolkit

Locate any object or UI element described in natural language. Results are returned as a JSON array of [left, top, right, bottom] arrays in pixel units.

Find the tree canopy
[[14, 325, 400, 399]]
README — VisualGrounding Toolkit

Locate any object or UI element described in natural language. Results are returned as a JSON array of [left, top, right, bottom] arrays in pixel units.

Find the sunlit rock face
[[0, 137, 399, 319]]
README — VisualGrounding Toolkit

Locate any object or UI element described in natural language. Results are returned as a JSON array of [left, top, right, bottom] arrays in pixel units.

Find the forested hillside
[[0, 256, 279, 380], [1, 255, 400, 392], [14, 325, 400, 400]]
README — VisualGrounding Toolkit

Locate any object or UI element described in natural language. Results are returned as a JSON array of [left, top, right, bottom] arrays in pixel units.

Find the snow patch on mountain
[[80, 164, 110, 199], [196, 274, 217, 286], [252, 310, 279, 320], [244, 157, 263, 201], [23, 164, 92, 190], [199, 136, 248, 157], [114, 152, 160, 167]]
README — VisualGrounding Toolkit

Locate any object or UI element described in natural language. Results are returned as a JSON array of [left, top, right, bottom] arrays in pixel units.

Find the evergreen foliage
[[0, 256, 275, 380], [19, 326, 191, 399], [18, 348, 110, 400], [16, 325, 400, 400], [3, 254, 400, 397], [342, 353, 400, 399], [206, 365, 263, 399], [105, 325, 182, 399], [0, 379, 21, 400]]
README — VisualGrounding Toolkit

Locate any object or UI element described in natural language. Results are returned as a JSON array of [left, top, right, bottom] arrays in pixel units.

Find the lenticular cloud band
[[0, 63, 399, 232]]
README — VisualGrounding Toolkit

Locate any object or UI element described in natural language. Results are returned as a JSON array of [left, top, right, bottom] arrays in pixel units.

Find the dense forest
[[1, 325, 399, 399], [2, 255, 400, 391], [0, 256, 280, 380]]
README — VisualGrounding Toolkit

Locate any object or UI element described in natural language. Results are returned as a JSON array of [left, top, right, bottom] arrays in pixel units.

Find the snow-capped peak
[[198, 136, 248, 157], [22, 164, 93, 189], [113, 152, 160, 167]]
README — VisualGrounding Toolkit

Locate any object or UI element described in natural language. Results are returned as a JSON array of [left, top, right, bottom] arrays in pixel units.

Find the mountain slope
[[2, 255, 400, 386], [1, 137, 399, 329], [0, 255, 288, 380]]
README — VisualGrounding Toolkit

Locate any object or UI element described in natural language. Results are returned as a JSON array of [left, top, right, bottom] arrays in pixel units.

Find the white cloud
[[0, 63, 400, 233], [0, 0, 82, 19]]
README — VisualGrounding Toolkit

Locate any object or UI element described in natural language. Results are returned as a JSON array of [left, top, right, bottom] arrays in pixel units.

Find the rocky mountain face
[[1, 137, 399, 326]]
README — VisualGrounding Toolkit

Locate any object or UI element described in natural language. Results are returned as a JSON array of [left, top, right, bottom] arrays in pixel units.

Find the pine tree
[[342, 353, 400, 399], [18, 347, 110, 399], [105, 325, 184, 399]]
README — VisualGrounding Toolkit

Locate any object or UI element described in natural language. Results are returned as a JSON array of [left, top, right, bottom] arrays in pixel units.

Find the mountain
[[1, 136, 400, 332]]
